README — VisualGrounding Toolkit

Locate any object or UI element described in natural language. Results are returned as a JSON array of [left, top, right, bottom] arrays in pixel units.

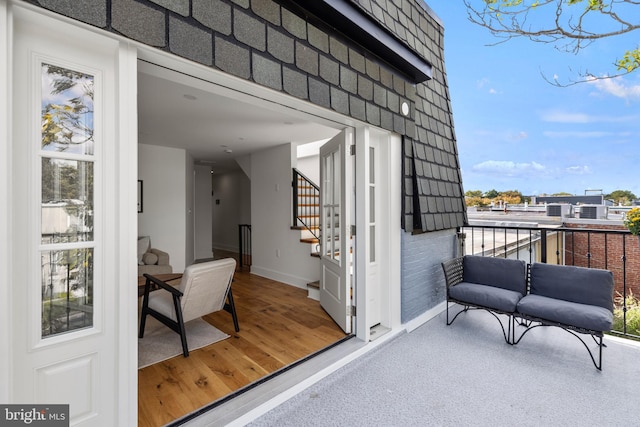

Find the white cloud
[[472, 160, 545, 177], [539, 109, 638, 124], [476, 78, 499, 94], [510, 131, 528, 141], [587, 76, 640, 99], [543, 131, 612, 139], [476, 78, 490, 89], [565, 165, 591, 175], [540, 111, 590, 123]]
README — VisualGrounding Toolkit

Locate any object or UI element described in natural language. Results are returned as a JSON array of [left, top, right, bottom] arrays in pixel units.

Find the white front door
[[9, 5, 137, 426], [319, 129, 353, 333]]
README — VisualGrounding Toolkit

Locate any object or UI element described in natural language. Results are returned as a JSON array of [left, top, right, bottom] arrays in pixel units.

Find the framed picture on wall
[[138, 180, 143, 213]]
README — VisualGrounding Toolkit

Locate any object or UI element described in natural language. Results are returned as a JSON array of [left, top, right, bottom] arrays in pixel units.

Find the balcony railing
[[460, 224, 640, 340]]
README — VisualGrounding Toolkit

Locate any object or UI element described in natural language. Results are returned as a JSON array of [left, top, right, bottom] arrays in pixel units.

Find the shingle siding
[[28, 0, 466, 322], [38, 0, 107, 27]]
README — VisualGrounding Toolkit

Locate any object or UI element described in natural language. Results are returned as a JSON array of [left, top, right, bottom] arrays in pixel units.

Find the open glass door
[[319, 129, 353, 333], [10, 7, 137, 425]]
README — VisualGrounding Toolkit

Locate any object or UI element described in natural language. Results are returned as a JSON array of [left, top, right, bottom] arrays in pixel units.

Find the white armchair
[[138, 258, 239, 357]]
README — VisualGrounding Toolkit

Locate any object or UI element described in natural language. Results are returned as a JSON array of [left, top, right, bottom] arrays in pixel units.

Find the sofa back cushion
[[529, 263, 614, 311], [462, 256, 527, 294]]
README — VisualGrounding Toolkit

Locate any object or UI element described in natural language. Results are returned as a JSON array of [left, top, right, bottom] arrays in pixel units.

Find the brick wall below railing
[[564, 223, 640, 300]]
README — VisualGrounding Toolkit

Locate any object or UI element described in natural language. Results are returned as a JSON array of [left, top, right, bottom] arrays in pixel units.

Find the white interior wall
[[295, 154, 319, 185], [235, 154, 251, 180], [185, 152, 195, 265], [194, 165, 213, 260], [212, 169, 251, 252], [251, 144, 320, 288], [138, 143, 188, 272]]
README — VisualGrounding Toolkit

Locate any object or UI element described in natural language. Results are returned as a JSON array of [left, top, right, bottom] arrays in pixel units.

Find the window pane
[[41, 158, 94, 244], [333, 151, 340, 204], [369, 147, 375, 184], [369, 186, 375, 223], [41, 64, 94, 155], [370, 225, 376, 262], [41, 248, 93, 337]]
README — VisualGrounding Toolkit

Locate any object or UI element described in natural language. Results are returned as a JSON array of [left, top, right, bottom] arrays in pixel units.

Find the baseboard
[[212, 244, 238, 253], [250, 266, 315, 289], [404, 301, 447, 333]]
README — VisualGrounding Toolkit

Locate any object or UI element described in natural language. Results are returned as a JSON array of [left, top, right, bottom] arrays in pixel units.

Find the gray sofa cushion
[[529, 263, 614, 311], [449, 282, 524, 313], [517, 294, 613, 332], [463, 256, 527, 294]]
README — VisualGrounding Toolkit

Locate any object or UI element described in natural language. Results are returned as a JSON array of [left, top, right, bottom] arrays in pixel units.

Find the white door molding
[[0, 0, 12, 403]]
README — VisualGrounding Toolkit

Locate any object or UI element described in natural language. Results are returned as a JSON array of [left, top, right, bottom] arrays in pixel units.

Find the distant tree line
[[464, 189, 637, 207], [464, 189, 526, 207]]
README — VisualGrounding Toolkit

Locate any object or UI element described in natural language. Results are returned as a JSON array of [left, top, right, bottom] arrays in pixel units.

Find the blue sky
[[426, 1, 640, 198]]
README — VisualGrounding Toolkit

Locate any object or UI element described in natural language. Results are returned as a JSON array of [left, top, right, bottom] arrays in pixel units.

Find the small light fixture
[[401, 102, 410, 116]]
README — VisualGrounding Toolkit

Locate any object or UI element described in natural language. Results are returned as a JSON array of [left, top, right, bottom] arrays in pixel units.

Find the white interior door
[[319, 129, 353, 333], [10, 6, 137, 426]]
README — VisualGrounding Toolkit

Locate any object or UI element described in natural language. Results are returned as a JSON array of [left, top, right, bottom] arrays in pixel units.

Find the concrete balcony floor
[[250, 307, 640, 426]]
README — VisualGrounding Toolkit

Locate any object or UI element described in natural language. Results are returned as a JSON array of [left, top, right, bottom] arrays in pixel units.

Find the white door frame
[[355, 128, 402, 341], [136, 49, 402, 343], [0, 0, 12, 403]]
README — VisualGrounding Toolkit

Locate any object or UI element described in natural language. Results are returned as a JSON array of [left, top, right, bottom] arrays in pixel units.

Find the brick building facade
[[564, 223, 640, 299]]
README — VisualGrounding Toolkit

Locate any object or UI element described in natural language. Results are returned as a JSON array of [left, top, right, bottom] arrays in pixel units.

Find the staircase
[[292, 168, 320, 256], [292, 168, 321, 300]]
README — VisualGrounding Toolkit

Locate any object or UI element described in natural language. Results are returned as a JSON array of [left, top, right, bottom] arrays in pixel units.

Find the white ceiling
[[137, 67, 341, 173]]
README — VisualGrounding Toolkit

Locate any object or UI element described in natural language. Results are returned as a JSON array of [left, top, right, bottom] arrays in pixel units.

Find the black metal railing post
[[540, 229, 547, 264], [238, 224, 251, 268]]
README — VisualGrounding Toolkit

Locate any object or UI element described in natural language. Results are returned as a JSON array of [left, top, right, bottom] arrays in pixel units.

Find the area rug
[[138, 318, 229, 369]]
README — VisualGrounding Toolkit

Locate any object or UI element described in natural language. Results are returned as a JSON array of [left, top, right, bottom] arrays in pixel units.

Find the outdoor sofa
[[441, 255, 615, 370]]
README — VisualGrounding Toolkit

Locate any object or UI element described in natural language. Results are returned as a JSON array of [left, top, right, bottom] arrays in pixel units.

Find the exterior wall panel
[[401, 229, 457, 321]]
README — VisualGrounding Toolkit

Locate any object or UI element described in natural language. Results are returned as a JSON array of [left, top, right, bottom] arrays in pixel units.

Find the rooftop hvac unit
[[580, 205, 607, 220], [546, 204, 571, 217]]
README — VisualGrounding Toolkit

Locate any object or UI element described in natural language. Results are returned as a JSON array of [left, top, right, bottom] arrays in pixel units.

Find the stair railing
[[292, 168, 320, 241]]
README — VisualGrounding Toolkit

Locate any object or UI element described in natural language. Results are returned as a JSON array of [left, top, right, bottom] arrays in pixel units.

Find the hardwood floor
[[138, 255, 346, 427]]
